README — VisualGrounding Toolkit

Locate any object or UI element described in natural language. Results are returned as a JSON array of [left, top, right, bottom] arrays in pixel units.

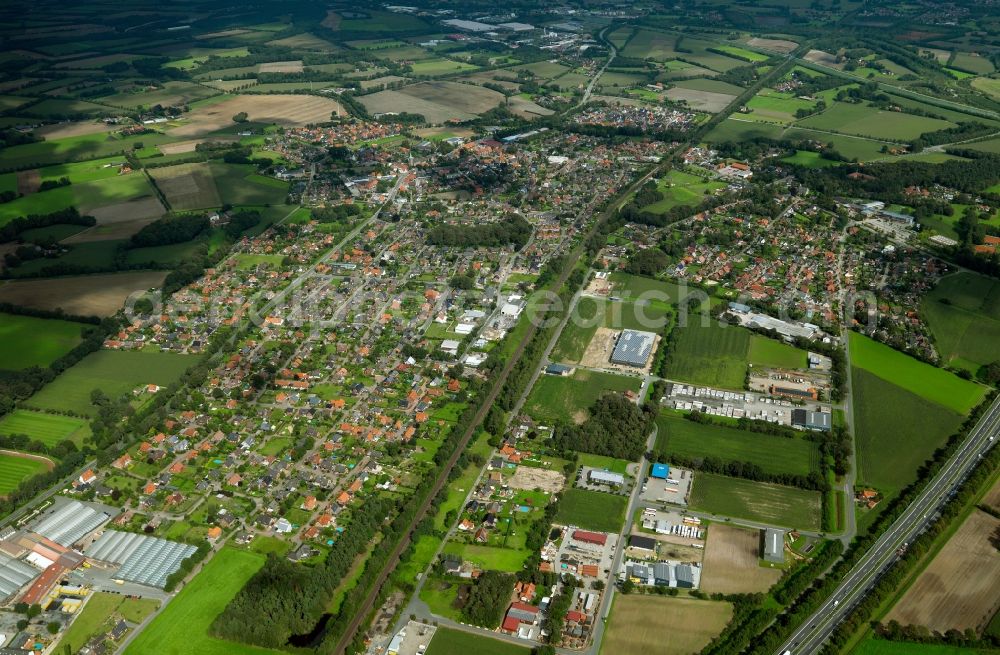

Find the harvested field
[[360, 82, 503, 124], [149, 162, 220, 210], [266, 33, 337, 52], [170, 94, 343, 137], [508, 96, 554, 119], [86, 196, 166, 225], [887, 510, 1000, 634], [507, 466, 565, 493], [62, 218, 158, 244], [258, 60, 303, 74], [603, 596, 732, 655], [982, 477, 1000, 514], [16, 169, 40, 195], [360, 75, 407, 90], [747, 37, 798, 53], [0, 271, 168, 316], [158, 137, 238, 155], [664, 87, 736, 113], [804, 49, 841, 68], [196, 29, 252, 40], [700, 524, 782, 594], [34, 121, 116, 140]]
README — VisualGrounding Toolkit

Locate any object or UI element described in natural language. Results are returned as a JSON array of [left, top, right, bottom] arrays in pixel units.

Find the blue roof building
[[651, 463, 670, 479]]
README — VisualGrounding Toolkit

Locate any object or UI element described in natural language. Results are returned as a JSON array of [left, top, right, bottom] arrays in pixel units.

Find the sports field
[[689, 473, 821, 530], [28, 350, 195, 416], [849, 332, 986, 414], [0, 452, 51, 495], [602, 596, 732, 655], [920, 272, 1000, 371], [124, 548, 284, 655], [852, 368, 965, 502], [654, 412, 820, 476], [0, 313, 84, 370], [663, 322, 751, 389], [524, 369, 641, 425], [427, 628, 531, 655], [555, 487, 628, 533], [0, 410, 89, 446]]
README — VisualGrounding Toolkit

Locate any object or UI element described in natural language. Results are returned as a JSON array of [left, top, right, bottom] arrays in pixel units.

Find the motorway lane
[[774, 396, 1000, 654]]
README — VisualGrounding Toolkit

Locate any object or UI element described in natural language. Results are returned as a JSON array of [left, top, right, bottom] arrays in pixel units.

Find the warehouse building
[[626, 560, 701, 588], [30, 499, 113, 547], [572, 530, 607, 546], [650, 463, 670, 479], [791, 409, 832, 432], [628, 535, 657, 553], [610, 329, 656, 367], [762, 528, 785, 564], [587, 469, 625, 487], [85, 530, 196, 589]]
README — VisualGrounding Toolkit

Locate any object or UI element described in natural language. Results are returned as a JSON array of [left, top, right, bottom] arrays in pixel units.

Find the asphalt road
[[774, 395, 1000, 655]]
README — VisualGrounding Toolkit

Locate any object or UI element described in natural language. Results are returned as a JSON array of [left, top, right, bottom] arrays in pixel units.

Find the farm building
[[29, 499, 113, 547], [85, 530, 197, 588], [610, 329, 656, 367], [587, 469, 625, 487], [651, 463, 670, 479], [762, 528, 785, 564], [572, 530, 608, 546], [791, 409, 831, 432]]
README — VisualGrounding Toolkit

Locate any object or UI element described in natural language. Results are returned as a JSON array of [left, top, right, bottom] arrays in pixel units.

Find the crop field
[[361, 82, 503, 124], [0, 452, 52, 495], [99, 81, 219, 109], [602, 596, 732, 655], [54, 592, 159, 655], [852, 368, 964, 499], [427, 628, 531, 655], [654, 412, 820, 476], [555, 487, 627, 532], [663, 321, 751, 389], [920, 272, 1000, 371], [169, 94, 344, 137], [797, 103, 955, 141], [887, 510, 1000, 634], [972, 77, 1000, 101], [28, 350, 194, 416], [644, 169, 725, 212], [208, 162, 289, 206], [744, 90, 818, 123], [706, 117, 785, 144], [700, 523, 783, 593], [621, 29, 680, 61], [150, 162, 221, 210], [524, 369, 641, 424], [781, 127, 892, 161], [714, 45, 769, 62], [0, 313, 84, 369], [689, 473, 821, 530], [673, 78, 746, 95], [124, 548, 285, 655], [409, 58, 478, 76], [852, 640, 1000, 655], [0, 410, 89, 446], [0, 271, 168, 317], [664, 87, 737, 113], [849, 332, 986, 414], [746, 37, 798, 53], [33, 121, 116, 140]]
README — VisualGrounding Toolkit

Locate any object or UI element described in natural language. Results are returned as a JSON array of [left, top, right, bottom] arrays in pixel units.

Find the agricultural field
[[0, 313, 84, 370], [169, 94, 344, 137], [664, 86, 737, 113], [123, 548, 285, 655], [555, 487, 628, 533], [0, 452, 52, 495], [852, 368, 965, 501], [28, 350, 195, 416], [662, 322, 751, 389], [689, 473, 822, 530], [524, 369, 641, 424], [849, 332, 986, 414], [920, 272, 1000, 372], [0, 410, 90, 447], [654, 412, 820, 476], [852, 640, 1000, 655], [797, 103, 955, 141], [886, 509, 1000, 634], [359, 82, 503, 124], [54, 592, 159, 655], [427, 628, 531, 655], [149, 162, 221, 210], [748, 335, 807, 368], [0, 271, 168, 317], [602, 595, 733, 655], [699, 523, 783, 593]]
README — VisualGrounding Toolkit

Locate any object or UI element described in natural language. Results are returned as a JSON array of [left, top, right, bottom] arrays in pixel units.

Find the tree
[[47, 621, 60, 635], [232, 112, 249, 123], [27, 604, 41, 618]]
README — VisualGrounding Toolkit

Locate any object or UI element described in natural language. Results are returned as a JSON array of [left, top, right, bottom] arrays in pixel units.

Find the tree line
[[426, 215, 532, 251]]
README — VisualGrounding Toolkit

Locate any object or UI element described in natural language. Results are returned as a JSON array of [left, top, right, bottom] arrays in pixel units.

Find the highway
[[774, 394, 1000, 655]]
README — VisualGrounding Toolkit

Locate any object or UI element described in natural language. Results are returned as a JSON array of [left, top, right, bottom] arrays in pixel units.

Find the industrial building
[[587, 469, 625, 487], [572, 530, 607, 546], [625, 560, 700, 588], [30, 499, 113, 547], [85, 530, 196, 589], [628, 535, 657, 552], [650, 463, 670, 479], [762, 528, 786, 563], [0, 552, 39, 602], [610, 329, 656, 367], [791, 409, 832, 432]]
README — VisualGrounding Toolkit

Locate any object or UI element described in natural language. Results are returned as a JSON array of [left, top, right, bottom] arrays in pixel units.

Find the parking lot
[[390, 621, 436, 655], [661, 381, 831, 426], [639, 465, 692, 508]]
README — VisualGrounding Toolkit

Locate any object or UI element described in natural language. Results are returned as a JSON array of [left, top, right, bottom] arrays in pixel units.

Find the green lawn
[[0, 313, 85, 370], [780, 150, 842, 168], [0, 453, 49, 494], [124, 548, 285, 655], [689, 473, 821, 530], [748, 335, 807, 369], [797, 102, 955, 141], [427, 628, 531, 655], [555, 487, 628, 532], [643, 170, 724, 213], [852, 368, 965, 500], [55, 592, 159, 654], [920, 272, 1000, 371], [579, 452, 633, 474], [28, 350, 195, 416], [0, 410, 90, 446], [654, 413, 820, 476], [524, 369, 641, 424], [663, 322, 751, 389], [441, 542, 530, 573], [849, 332, 986, 414], [852, 639, 1000, 655]]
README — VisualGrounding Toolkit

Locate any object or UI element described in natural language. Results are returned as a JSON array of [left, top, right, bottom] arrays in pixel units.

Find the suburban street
[[774, 395, 1000, 655]]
